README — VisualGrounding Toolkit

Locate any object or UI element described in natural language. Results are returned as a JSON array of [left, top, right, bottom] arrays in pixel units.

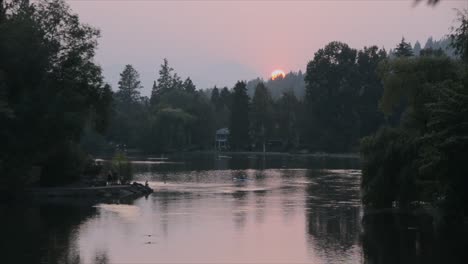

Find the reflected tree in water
[[0, 204, 96, 264], [304, 170, 361, 261], [361, 212, 467, 264]]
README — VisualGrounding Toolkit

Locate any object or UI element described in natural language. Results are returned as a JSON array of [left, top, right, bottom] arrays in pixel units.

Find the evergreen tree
[[108, 65, 146, 149], [151, 58, 174, 105], [212, 86, 230, 129], [394, 37, 414, 57], [171, 73, 183, 90], [251, 82, 274, 151], [116, 65, 142, 104], [229, 81, 250, 150], [210, 86, 220, 109], [424, 36, 434, 49], [220, 87, 232, 108], [183, 77, 196, 93], [277, 91, 301, 150], [420, 48, 445, 57]]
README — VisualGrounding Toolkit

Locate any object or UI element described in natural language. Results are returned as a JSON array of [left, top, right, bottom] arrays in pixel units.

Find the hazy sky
[[68, 0, 468, 96]]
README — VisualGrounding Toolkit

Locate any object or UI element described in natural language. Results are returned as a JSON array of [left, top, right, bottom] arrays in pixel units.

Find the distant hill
[[246, 71, 306, 100]]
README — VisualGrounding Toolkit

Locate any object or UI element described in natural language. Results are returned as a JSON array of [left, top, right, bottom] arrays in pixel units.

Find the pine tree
[[151, 58, 173, 105], [116, 64, 142, 104], [183, 77, 196, 93], [229, 81, 250, 150], [251, 82, 274, 151], [394, 37, 414, 57], [210, 86, 220, 109], [277, 91, 300, 149], [171, 73, 183, 90], [220, 87, 232, 108], [424, 36, 434, 49]]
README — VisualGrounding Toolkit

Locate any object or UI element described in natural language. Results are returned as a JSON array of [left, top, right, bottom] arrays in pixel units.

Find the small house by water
[[215, 128, 229, 150]]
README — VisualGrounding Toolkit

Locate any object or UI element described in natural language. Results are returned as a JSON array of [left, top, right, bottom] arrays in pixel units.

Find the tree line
[[98, 43, 387, 153], [360, 10, 468, 218]]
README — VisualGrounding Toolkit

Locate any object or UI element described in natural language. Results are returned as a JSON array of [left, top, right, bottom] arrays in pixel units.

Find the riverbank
[[117, 150, 361, 160], [210, 151, 360, 158]]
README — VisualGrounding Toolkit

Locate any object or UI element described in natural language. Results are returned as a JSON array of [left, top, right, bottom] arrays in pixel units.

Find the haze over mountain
[[68, 0, 467, 95]]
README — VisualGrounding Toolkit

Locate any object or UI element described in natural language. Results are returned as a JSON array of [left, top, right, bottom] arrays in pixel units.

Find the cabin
[[215, 128, 229, 150]]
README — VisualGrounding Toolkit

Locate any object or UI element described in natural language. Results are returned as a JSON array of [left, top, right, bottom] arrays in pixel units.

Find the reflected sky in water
[[1, 154, 463, 263], [77, 167, 361, 264]]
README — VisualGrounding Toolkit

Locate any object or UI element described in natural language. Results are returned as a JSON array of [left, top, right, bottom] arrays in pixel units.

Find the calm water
[[0, 153, 465, 263]]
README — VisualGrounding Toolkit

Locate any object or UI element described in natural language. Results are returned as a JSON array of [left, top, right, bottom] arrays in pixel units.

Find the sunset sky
[[68, 0, 468, 95]]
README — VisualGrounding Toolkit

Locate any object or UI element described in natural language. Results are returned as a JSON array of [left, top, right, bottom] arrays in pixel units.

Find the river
[[0, 153, 465, 263]]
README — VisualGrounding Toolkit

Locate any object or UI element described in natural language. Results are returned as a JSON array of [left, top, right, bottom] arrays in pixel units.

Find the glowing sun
[[271, 69, 286, 80]]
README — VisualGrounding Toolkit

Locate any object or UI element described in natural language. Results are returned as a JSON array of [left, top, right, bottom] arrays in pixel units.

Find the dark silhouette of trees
[[361, 13, 468, 215], [276, 91, 302, 150], [450, 10, 468, 64], [251, 82, 274, 151], [107, 65, 147, 149], [356, 46, 387, 137], [210, 86, 231, 130], [0, 0, 112, 187], [394, 37, 414, 57], [183, 77, 196, 93], [305, 41, 361, 152], [210, 86, 220, 109], [116, 65, 142, 104], [151, 58, 174, 105], [220, 87, 232, 108], [229, 81, 250, 150]]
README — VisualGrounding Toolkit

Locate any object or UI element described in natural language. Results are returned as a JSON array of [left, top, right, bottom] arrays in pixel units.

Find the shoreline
[[206, 151, 360, 158], [26, 182, 153, 201], [109, 150, 361, 160]]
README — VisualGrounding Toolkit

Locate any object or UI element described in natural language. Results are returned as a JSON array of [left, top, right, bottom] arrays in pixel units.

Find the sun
[[271, 69, 286, 80]]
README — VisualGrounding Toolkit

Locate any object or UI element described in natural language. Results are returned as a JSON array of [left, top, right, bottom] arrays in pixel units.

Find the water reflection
[[304, 170, 362, 263], [2, 154, 465, 263], [132, 152, 360, 175], [361, 212, 467, 264], [0, 203, 96, 264]]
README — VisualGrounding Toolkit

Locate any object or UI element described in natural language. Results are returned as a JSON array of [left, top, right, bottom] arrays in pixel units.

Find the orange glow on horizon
[[271, 69, 285, 80]]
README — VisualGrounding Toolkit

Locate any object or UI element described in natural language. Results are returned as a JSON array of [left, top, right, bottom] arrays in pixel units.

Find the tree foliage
[[361, 14, 468, 216], [251, 82, 274, 150], [450, 10, 468, 64], [229, 81, 250, 150], [0, 0, 112, 188], [116, 64, 142, 104], [394, 37, 414, 57], [276, 91, 302, 150], [305, 41, 386, 152]]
